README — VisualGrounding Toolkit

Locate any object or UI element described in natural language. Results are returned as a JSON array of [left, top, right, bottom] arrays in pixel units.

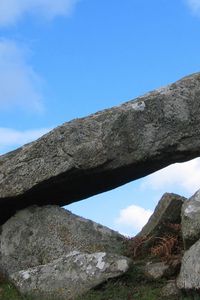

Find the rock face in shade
[[181, 189, 200, 249], [138, 193, 186, 237], [0, 72, 200, 224], [10, 251, 130, 300], [0, 205, 125, 276]]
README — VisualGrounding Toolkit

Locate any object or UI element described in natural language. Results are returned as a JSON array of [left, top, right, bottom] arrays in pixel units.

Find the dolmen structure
[[0, 72, 200, 225], [0, 72, 200, 299]]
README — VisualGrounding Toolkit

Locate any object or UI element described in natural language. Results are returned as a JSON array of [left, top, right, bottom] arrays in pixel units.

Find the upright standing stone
[[138, 193, 185, 237], [181, 189, 200, 249], [177, 239, 200, 290]]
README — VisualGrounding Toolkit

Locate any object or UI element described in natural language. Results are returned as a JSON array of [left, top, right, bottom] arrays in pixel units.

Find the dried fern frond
[[165, 223, 181, 233], [128, 235, 152, 258], [151, 235, 178, 258]]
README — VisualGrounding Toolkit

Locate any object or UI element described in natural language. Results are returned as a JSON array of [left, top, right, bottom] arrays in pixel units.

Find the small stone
[[143, 262, 170, 280], [161, 280, 181, 297]]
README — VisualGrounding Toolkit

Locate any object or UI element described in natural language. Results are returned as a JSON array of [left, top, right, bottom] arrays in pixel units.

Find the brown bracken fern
[[150, 235, 178, 258], [127, 222, 183, 260], [127, 235, 152, 258], [165, 222, 181, 233]]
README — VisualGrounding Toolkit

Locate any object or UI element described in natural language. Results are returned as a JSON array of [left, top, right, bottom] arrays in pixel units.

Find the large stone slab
[[0, 72, 200, 224], [0, 205, 125, 276], [10, 251, 130, 300]]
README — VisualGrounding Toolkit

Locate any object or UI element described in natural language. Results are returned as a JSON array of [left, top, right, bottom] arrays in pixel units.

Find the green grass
[[76, 282, 163, 300], [0, 282, 23, 300], [76, 263, 169, 300]]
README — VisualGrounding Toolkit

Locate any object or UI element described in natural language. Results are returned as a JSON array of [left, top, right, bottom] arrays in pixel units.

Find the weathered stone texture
[[0, 72, 200, 224], [143, 260, 180, 280], [143, 262, 171, 280], [0, 205, 125, 276], [138, 193, 185, 237], [177, 239, 200, 290], [10, 251, 130, 300], [181, 189, 200, 249], [161, 280, 181, 298]]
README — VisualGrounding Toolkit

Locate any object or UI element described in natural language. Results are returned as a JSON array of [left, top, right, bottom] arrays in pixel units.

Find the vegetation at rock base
[[0, 282, 22, 300], [76, 265, 167, 300], [0, 273, 22, 300]]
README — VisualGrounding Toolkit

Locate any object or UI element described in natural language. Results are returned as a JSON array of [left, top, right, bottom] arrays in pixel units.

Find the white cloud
[[141, 157, 200, 195], [0, 0, 79, 26], [0, 39, 44, 112], [116, 204, 153, 232], [115, 158, 200, 236], [186, 0, 200, 15], [0, 127, 51, 154]]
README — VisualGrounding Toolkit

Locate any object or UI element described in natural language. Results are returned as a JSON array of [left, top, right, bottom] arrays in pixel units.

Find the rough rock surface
[[10, 251, 131, 300], [0, 73, 200, 224], [143, 261, 177, 280], [161, 280, 181, 297], [181, 189, 200, 249], [138, 193, 185, 237], [177, 239, 200, 290], [0, 205, 125, 276]]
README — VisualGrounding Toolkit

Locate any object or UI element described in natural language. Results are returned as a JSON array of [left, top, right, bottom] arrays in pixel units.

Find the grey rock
[[143, 261, 177, 280], [138, 193, 185, 237], [181, 189, 200, 249], [177, 238, 200, 290], [0, 73, 200, 224], [144, 262, 169, 279], [10, 251, 131, 300], [0, 205, 125, 276], [161, 280, 181, 297]]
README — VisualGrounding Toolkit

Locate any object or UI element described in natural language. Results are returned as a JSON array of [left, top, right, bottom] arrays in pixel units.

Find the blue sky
[[0, 0, 200, 236]]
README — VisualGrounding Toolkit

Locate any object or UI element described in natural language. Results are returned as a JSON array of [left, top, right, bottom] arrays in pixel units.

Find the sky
[[0, 0, 200, 236]]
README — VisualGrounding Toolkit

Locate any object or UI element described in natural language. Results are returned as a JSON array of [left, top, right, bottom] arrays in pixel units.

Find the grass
[[76, 281, 164, 300], [0, 282, 22, 300], [76, 263, 176, 300]]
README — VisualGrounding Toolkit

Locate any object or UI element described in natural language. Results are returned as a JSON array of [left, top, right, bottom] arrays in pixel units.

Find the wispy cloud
[[0, 0, 79, 26], [141, 158, 200, 195], [115, 204, 153, 235], [186, 0, 200, 15], [0, 127, 51, 154], [0, 39, 44, 112]]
